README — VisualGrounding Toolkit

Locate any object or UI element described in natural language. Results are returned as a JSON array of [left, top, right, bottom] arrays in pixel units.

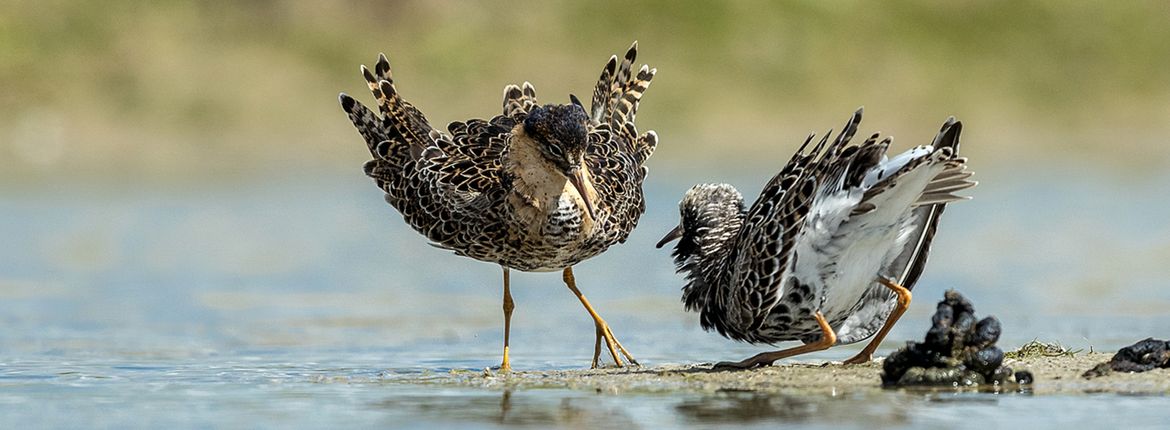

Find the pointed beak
[[566, 166, 596, 220], [656, 224, 684, 249]]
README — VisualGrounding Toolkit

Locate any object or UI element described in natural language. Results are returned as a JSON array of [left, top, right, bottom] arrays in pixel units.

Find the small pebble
[[1015, 370, 1034, 385]]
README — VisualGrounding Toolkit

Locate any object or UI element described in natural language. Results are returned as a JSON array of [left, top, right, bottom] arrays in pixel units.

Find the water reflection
[[371, 389, 639, 427], [675, 390, 913, 426], [675, 390, 820, 423], [371, 388, 925, 427]]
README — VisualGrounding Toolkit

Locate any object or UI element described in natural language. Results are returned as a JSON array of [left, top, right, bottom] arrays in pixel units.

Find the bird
[[655, 108, 975, 369], [338, 42, 657, 370]]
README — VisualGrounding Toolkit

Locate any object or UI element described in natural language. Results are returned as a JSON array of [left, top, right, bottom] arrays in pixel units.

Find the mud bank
[[376, 353, 1170, 395]]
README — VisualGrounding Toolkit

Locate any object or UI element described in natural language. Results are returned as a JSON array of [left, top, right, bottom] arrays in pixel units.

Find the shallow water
[[3, 162, 1170, 428]]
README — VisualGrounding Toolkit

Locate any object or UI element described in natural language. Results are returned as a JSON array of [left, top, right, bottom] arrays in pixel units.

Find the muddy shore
[[372, 352, 1170, 395]]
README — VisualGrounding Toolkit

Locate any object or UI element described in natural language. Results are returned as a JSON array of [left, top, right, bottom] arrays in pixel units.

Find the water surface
[[3, 164, 1169, 428]]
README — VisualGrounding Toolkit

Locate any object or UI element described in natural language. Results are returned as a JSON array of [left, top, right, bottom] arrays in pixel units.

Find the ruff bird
[[339, 42, 657, 370], [657, 108, 974, 369]]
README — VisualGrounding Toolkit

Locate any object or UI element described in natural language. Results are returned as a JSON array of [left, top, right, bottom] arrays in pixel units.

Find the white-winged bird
[[657, 108, 974, 369], [339, 42, 656, 370]]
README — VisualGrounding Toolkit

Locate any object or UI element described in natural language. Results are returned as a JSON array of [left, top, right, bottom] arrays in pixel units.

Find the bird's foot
[[591, 321, 638, 369], [714, 311, 839, 371], [712, 358, 771, 371], [842, 351, 874, 365], [497, 345, 514, 372]]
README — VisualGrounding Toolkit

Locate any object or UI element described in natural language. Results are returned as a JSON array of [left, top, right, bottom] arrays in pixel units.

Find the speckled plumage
[[661, 108, 974, 362], [338, 42, 656, 368], [339, 43, 656, 272]]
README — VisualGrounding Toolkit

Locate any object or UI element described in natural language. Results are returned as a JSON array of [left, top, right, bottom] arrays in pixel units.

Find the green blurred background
[[5, 0, 1170, 183], [5, 4, 1170, 425]]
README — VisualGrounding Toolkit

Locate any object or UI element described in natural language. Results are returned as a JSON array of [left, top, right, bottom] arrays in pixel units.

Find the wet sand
[[381, 353, 1170, 395]]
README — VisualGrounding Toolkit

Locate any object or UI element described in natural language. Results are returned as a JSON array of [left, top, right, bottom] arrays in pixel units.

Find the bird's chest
[[505, 167, 596, 248], [512, 192, 586, 238], [500, 185, 599, 271]]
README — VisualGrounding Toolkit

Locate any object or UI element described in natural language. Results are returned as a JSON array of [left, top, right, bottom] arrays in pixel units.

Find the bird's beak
[[566, 166, 596, 220], [656, 224, 683, 249]]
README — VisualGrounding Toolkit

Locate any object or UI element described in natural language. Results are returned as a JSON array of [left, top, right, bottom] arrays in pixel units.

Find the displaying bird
[[656, 108, 974, 369], [339, 42, 657, 370]]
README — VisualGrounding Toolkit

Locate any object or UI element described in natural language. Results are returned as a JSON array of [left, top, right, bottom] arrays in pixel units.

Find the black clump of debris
[[1082, 338, 1170, 379], [882, 290, 1033, 388]]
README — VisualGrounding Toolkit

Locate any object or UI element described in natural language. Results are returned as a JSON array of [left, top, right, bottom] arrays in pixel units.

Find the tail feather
[[590, 55, 618, 123], [605, 42, 637, 121], [348, 53, 434, 161], [921, 174, 978, 193], [829, 107, 864, 154], [924, 178, 976, 194], [360, 53, 395, 118], [810, 107, 866, 198], [932, 168, 973, 182], [636, 130, 658, 165], [790, 132, 817, 163], [931, 116, 961, 151], [340, 93, 389, 159], [891, 117, 973, 289], [502, 81, 539, 117], [914, 153, 976, 206], [915, 192, 972, 206], [843, 135, 890, 190], [615, 65, 656, 129], [588, 42, 655, 142]]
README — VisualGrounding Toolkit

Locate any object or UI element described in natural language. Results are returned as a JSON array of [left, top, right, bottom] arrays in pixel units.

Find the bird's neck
[[680, 213, 744, 311], [503, 128, 596, 237]]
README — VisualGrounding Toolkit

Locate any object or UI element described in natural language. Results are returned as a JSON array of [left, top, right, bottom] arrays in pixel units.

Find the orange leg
[[500, 268, 515, 372], [593, 326, 603, 369], [713, 311, 838, 370], [842, 277, 912, 364], [562, 267, 638, 368]]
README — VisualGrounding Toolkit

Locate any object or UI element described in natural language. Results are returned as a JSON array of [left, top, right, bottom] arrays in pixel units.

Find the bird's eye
[[547, 144, 564, 158]]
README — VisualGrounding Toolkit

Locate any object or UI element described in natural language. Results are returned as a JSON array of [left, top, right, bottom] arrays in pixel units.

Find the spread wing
[[723, 109, 866, 335], [582, 42, 658, 243], [339, 53, 517, 247]]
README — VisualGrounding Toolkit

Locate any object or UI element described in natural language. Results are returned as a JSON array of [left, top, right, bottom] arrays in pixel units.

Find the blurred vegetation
[[3, 0, 1170, 182]]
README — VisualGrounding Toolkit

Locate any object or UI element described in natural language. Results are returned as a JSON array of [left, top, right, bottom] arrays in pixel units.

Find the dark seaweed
[[882, 289, 1033, 388], [1082, 338, 1170, 379]]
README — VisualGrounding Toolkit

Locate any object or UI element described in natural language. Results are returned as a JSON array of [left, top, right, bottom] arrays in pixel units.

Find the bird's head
[[524, 103, 596, 218], [524, 103, 590, 174], [656, 184, 746, 264]]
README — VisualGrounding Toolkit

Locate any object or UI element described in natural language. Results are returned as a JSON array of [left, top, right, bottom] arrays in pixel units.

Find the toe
[[713, 361, 751, 371], [842, 354, 872, 365]]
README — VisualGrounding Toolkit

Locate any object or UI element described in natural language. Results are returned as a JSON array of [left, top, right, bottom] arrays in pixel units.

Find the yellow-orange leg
[[500, 267, 515, 372], [713, 311, 838, 370], [562, 267, 638, 368], [843, 277, 912, 364]]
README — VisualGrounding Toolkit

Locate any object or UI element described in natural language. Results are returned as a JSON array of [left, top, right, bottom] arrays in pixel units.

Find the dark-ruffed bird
[[339, 42, 656, 370], [656, 108, 974, 369]]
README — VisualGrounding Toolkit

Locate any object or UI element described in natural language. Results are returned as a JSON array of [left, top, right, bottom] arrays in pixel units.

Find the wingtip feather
[[375, 53, 390, 77], [339, 93, 356, 112], [379, 80, 396, 97], [361, 65, 376, 84]]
